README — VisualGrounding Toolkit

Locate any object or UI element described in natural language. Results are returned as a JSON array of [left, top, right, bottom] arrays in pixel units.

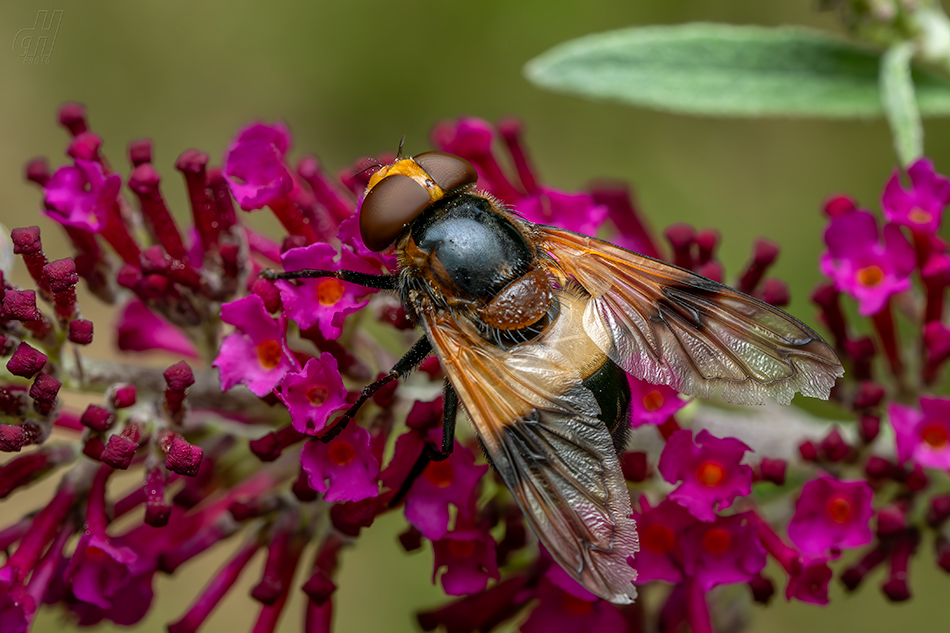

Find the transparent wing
[[538, 226, 843, 405], [420, 308, 639, 604]]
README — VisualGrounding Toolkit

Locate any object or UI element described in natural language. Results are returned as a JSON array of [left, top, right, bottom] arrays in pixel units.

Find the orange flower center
[[561, 593, 594, 615], [856, 265, 884, 287], [424, 460, 454, 488], [328, 440, 355, 466], [317, 279, 345, 306], [920, 423, 949, 449], [826, 496, 853, 524], [448, 539, 475, 559], [702, 528, 731, 554], [642, 524, 676, 553], [642, 389, 665, 411], [256, 340, 282, 369], [696, 461, 726, 487], [909, 208, 932, 225], [307, 384, 329, 406]]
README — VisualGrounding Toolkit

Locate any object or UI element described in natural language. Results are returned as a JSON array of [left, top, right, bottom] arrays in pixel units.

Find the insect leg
[[434, 380, 458, 460], [260, 268, 398, 290], [319, 335, 433, 442], [388, 380, 459, 507]]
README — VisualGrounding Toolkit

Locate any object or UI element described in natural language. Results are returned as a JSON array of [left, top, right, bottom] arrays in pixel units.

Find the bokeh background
[[3, 1, 950, 632]]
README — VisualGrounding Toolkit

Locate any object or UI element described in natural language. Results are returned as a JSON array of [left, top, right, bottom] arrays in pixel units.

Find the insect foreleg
[[260, 268, 398, 290], [319, 335, 433, 442]]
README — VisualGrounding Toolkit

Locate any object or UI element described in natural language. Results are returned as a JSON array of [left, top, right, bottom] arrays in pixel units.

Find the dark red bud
[[128, 138, 153, 166], [112, 385, 136, 409], [68, 319, 94, 345], [80, 404, 115, 433], [163, 361, 196, 392], [620, 452, 648, 482], [6, 342, 48, 378]]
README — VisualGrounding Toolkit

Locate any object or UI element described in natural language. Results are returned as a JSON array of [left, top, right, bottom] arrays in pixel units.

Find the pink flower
[[431, 529, 499, 595], [631, 496, 696, 584], [680, 512, 767, 591], [276, 354, 349, 435], [627, 377, 688, 428], [66, 534, 138, 609], [520, 566, 625, 633], [516, 189, 608, 235], [785, 557, 833, 605], [403, 438, 488, 540], [882, 158, 950, 234], [337, 214, 397, 272], [787, 476, 874, 556], [820, 210, 915, 316], [300, 423, 380, 503], [115, 300, 199, 358], [889, 397, 950, 471], [223, 122, 294, 210], [43, 159, 121, 231], [658, 429, 753, 521], [213, 294, 297, 396], [275, 242, 379, 340]]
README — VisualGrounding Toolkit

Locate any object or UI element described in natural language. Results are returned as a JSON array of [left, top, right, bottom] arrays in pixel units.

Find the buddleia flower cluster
[[2, 104, 950, 633]]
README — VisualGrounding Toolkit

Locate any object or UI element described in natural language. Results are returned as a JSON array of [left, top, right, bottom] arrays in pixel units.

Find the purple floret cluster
[[2, 105, 950, 633]]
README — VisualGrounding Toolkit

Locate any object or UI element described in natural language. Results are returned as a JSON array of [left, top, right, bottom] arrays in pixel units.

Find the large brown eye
[[359, 174, 431, 251], [413, 152, 478, 192]]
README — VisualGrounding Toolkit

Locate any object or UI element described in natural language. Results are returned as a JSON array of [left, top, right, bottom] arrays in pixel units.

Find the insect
[[263, 151, 844, 604]]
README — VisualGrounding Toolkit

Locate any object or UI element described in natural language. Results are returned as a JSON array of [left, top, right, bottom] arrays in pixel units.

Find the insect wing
[[538, 226, 843, 405], [421, 312, 639, 604]]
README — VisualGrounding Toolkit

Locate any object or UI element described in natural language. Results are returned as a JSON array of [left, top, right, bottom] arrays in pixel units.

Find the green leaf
[[524, 23, 950, 118], [881, 42, 923, 165]]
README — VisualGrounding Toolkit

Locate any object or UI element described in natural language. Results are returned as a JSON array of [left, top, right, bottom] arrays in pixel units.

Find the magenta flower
[[213, 294, 297, 396], [520, 566, 625, 633], [115, 300, 199, 358], [223, 122, 294, 210], [276, 354, 349, 435], [820, 210, 915, 315], [301, 423, 380, 503], [787, 476, 874, 556], [627, 376, 688, 428], [516, 189, 608, 235], [404, 438, 488, 540], [680, 512, 767, 591], [42, 159, 121, 231], [66, 534, 138, 609], [275, 242, 379, 339], [631, 496, 696, 584], [17, 103, 945, 631], [882, 158, 950, 234], [431, 528, 499, 595], [889, 397, 950, 470], [658, 429, 754, 521], [785, 557, 833, 605], [337, 214, 397, 272]]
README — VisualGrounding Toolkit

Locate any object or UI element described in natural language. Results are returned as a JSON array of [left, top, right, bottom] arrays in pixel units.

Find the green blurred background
[[3, 1, 950, 631]]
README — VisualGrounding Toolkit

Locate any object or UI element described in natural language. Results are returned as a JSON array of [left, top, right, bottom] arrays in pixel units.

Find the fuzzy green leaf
[[525, 23, 950, 118], [881, 42, 924, 165]]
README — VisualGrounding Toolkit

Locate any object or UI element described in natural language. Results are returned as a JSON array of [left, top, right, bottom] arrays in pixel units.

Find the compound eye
[[359, 174, 431, 251], [413, 152, 478, 192]]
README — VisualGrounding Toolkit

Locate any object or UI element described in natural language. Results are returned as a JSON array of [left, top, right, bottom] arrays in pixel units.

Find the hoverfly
[[264, 151, 843, 604]]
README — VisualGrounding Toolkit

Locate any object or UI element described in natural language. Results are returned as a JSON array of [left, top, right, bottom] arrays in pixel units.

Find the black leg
[[319, 336, 433, 442], [434, 379, 458, 460], [387, 380, 459, 507], [261, 268, 398, 290]]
